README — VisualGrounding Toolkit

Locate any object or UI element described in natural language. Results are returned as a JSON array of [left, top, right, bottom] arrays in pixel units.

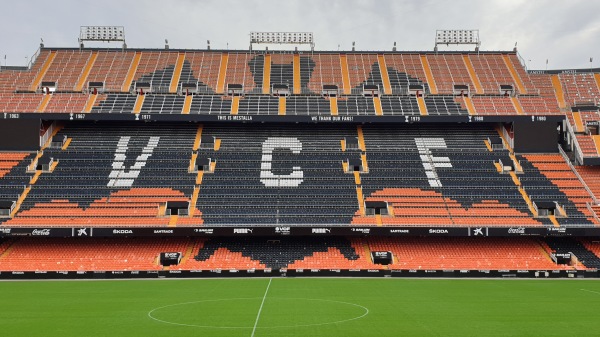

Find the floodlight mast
[[434, 29, 480, 52], [250, 32, 315, 51], [79, 26, 126, 49]]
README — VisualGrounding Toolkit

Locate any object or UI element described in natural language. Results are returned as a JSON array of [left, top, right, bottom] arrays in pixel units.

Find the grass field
[[1, 278, 600, 336]]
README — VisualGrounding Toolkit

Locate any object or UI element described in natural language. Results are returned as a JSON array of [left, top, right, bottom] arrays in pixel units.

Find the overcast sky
[[1, 0, 598, 70]]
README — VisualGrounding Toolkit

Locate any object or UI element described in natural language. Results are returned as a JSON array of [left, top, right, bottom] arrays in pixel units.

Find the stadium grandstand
[[1, 28, 600, 279]]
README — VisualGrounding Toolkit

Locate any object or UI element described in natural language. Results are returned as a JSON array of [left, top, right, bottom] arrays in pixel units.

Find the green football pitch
[[1, 278, 600, 336]]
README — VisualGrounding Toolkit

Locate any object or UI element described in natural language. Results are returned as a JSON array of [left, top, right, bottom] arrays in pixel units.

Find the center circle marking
[[148, 297, 369, 329]]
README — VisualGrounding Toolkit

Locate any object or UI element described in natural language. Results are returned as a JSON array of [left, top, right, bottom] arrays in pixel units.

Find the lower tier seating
[[0, 237, 591, 272]]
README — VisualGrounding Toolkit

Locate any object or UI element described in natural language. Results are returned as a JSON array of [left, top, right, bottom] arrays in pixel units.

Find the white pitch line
[[251, 277, 272, 337], [581, 288, 600, 295]]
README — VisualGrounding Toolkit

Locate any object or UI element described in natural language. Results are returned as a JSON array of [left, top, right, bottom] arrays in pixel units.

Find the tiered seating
[[186, 237, 372, 270], [0, 237, 189, 271], [356, 125, 546, 226], [575, 135, 600, 157], [222, 52, 256, 93], [546, 237, 600, 269], [237, 96, 278, 114], [337, 96, 376, 115], [523, 73, 561, 113], [346, 54, 381, 92], [269, 54, 294, 90], [0, 93, 44, 112], [90, 94, 136, 113], [307, 54, 343, 94], [131, 52, 179, 92], [41, 50, 92, 91], [470, 96, 517, 115], [0, 152, 35, 210], [189, 95, 232, 114], [139, 95, 186, 114], [184, 51, 222, 93], [468, 54, 515, 94], [85, 50, 135, 92], [0, 152, 30, 179], [519, 96, 561, 114], [3, 236, 596, 272], [0, 49, 597, 118], [520, 154, 597, 226], [427, 54, 472, 94], [384, 54, 430, 93], [10, 49, 53, 92], [506, 54, 538, 93], [369, 237, 568, 270], [195, 124, 358, 224], [575, 166, 600, 200], [3, 122, 198, 227], [581, 239, 600, 268], [424, 96, 468, 115], [285, 97, 330, 115], [379, 96, 420, 115], [559, 73, 600, 106], [43, 93, 88, 113]]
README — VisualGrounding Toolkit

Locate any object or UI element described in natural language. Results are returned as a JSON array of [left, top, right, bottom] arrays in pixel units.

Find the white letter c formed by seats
[[260, 137, 303, 187]]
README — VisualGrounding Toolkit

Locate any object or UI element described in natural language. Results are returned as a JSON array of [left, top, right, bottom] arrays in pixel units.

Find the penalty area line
[[251, 277, 272, 337]]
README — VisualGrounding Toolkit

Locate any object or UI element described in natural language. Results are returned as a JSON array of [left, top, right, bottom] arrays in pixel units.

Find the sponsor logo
[[429, 229, 449, 234], [77, 228, 88, 236], [472, 228, 484, 236], [374, 252, 389, 257], [233, 228, 253, 234], [547, 227, 566, 233], [164, 253, 179, 258], [113, 229, 133, 234], [194, 228, 214, 234], [508, 227, 526, 234], [555, 253, 571, 258], [351, 228, 371, 234], [275, 227, 291, 235], [0, 228, 11, 234], [154, 229, 173, 234], [311, 228, 331, 234], [31, 229, 51, 236], [390, 229, 409, 234]]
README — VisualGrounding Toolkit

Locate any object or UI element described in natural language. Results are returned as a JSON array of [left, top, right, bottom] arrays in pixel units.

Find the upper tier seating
[[427, 54, 472, 95], [40, 50, 92, 91], [0, 49, 591, 117], [559, 73, 600, 106]]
